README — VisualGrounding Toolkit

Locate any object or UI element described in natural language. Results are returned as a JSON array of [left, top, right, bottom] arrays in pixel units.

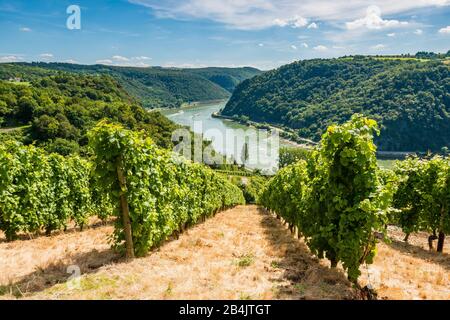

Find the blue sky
[[0, 0, 449, 70]]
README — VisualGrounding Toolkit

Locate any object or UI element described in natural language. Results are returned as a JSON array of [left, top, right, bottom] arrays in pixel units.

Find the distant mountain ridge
[[222, 55, 450, 152], [3, 63, 262, 109]]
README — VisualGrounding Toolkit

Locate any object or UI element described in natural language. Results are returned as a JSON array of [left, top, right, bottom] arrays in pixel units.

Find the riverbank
[[181, 99, 228, 109], [151, 99, 228, 113], [212, 112, 316, 150], [160, 101, 282, 172], [159, 101, 411, 169], [157, 99, 316, 150], [212, 112, 420, 160]]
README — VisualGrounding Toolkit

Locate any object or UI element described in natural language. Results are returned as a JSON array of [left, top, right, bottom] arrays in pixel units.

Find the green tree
[[279, 147, 310, 168], [16, 96, 38, 122]]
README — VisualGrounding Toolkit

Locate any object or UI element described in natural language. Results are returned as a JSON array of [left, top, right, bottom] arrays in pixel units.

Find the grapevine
[[260, 115, 396, 282], [88, 121, 245, 257]]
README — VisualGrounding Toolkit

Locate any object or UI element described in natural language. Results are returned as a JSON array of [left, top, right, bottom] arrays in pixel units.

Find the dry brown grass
[[0, 206, 357, 300], [1, 206, 448, 300], [359, 226, 450, 300], [0, 220, 119, 298]]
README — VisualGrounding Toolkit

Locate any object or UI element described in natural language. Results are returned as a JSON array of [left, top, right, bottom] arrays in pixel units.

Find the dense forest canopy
[[0, 65, 179, 155], [1, 63, 261, 109], [187, 67, 264, 93], [414, 51, 450, 59], [222, 55, 450, 152]]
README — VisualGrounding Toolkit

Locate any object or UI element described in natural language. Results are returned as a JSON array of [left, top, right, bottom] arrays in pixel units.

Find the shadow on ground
[[256, 207, 360, 300], [0, 220, 112, 244], [386, 238, 450, 271], [0, 248, 121, 298], [0, 214, 221, 298]]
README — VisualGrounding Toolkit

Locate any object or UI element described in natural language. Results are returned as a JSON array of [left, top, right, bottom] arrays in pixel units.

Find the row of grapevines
[[393, 156, 450, 251], [0, 141, 111, 240], [260, 115, 397, 282], [88, 121, 245, 257]]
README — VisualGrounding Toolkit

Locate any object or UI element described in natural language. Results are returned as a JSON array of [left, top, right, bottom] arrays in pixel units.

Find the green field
[[373, 57, 429, 62], [8, 81, 31, 86]]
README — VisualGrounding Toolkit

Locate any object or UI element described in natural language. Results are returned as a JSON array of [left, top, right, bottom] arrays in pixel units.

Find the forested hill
[[0, 65, 179, 155], [187, 67, 263, 93], [222, 56, 450, 152], [5, 63, 261, 109]]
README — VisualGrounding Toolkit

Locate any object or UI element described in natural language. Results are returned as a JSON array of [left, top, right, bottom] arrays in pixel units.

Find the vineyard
[[0, 116, 449, 299], [0, 142, 98, 240], [88, 121, 245, 257], [260, 114, 450, 283], [0, 121, 244, 258], [2, 0, 450, 305], [393, 157, 450, 252]]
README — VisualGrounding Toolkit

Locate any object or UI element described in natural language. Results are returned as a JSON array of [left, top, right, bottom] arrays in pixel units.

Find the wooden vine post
[[437, 207, 446, 253], [116, 156, 135, 260]]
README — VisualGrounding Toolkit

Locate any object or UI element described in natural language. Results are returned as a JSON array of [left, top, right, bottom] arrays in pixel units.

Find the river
[[161, 100, 293, 173], [160, 100, 397, 170]]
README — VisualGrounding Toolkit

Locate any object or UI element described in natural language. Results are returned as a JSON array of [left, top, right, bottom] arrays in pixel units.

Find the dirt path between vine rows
[[0, 205, 448, 300]]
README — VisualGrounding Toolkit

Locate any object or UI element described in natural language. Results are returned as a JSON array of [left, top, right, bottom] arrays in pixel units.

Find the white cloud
[[272, 18, 288, 27], [97, 56, 152, 67], [439, 26, 450, 34], [0, 55, 22, 63], [64, 59, 78, 64], [371, 43, 386, 50], [96, 59, 114, 65], [129, 0, 450, 30], [313, 45, 328, 51], [387, 32, 396, 37], [307, 22, 318, 29], [291, 45, 298, 50], [332, 45, 345, 49], [291, 16, 308, 28], [112, 55, 130, 62], [414, 29, 423, 35], [39, 53, 54, 60], [19, 27, 31, 32], [274, 15, 308, 29], [300, 42, 309, 48], [258, 43, 264, 47], [129, 62, 151, 67], [163, 62, 208, 68], [133, 56, 152, 60], [346, 6, 408, 30]]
